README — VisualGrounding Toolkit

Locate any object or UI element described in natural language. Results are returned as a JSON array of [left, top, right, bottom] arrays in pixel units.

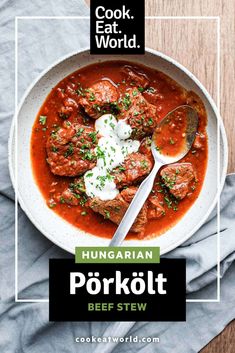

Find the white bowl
[[8, 48, 228, 255]]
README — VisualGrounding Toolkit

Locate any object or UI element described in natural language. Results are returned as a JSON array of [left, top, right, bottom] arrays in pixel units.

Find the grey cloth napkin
[[0, 1, 235, 352]]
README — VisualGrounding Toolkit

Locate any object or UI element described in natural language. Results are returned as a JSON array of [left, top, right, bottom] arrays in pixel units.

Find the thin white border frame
[[14, 16, 221, 304]]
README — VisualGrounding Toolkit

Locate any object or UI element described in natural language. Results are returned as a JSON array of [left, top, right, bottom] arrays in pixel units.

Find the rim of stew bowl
[[8, 47, 228, 255]]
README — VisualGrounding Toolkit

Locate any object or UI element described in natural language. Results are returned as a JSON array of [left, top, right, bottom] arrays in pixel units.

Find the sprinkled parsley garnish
[[88, 131, 98, 143], [64, 143, 74, 157], [104, 210, 111, 219], [122, 93, 131, 110], [39, 115, 47, 125]]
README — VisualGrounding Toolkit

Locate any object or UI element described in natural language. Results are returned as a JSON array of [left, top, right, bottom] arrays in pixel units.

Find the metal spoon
[[109, 105, 198, 247]]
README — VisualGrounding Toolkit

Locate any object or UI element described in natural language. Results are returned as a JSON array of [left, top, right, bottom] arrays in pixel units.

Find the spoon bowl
[[109, 105, 198, 247], [151, 105, 198, 165]]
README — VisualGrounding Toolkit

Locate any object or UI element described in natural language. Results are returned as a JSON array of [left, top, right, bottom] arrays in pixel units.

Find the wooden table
[[86, 0, 235, 350]]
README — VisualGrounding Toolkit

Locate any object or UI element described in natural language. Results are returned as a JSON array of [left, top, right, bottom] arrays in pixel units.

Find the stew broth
[[31, 61, 208, 239]]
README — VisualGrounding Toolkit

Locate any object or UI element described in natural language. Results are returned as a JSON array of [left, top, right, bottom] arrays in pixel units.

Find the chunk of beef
[[54, 178, 87, 206], [139, 137, 153, 162], [78, 80, 119, 118], [112, 152, 153, 188], [46, 123, 97, 176], [121, 88, 158, 139], [160, 163, 196, 200], [56, 82, 79, 101], [120, 186, 138, 203], [121, 66, 150, 89], [147, 195, 165, 219], [57, 97, 79, 120], [89, 187, 148, 235], [57, 188, 80, 206]]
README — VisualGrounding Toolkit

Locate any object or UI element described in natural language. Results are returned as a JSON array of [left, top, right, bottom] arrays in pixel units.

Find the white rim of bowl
[[8, 47, 228, 254]]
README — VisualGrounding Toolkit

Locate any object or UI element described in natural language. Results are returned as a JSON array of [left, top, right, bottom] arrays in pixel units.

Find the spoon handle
[[109, 162, 162, 247]]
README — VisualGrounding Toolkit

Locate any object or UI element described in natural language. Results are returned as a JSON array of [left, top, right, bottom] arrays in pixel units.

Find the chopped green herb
[[122, 93, 131, 110], [104, 210, 110, 219], [58, 112, 69, 120], [51, 146, 58, 153], [93, 104, 101, 113], [72, 193, 81, 199], [64, 143, 74, 157], [132, 89, 138, 97], [148, 118, 153, 126], [48, 199, 56, 208], [140, 160, 149, 170], [89, 92, 96, 102], [164, 196, 172, 209], [110, 101, 121, 114], [76, 128, 85, 137], [70, 181, 85, 193], [39, 115, 47, 125], [80, 195, 88, 207], [60, 197, 65, 204], [88, 131, 98, 143], [82, 150, 95, 161], [155, 145, 161, 153], [162, 174, 176, 189], [146, 87, 155, 94], [75, 86, 85, 97], [96, 146, 106, 164]]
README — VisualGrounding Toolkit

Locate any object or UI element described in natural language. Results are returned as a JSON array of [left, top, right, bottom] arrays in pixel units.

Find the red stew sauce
[[154, 107, 189, 157], [31, 61, 208, 239]]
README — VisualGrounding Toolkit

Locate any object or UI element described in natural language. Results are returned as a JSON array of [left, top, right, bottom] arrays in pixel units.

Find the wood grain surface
[[86, 0, 235, 351]]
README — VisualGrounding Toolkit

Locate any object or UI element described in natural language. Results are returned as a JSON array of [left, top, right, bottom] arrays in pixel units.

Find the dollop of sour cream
[[84, 114, 140, 201]]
